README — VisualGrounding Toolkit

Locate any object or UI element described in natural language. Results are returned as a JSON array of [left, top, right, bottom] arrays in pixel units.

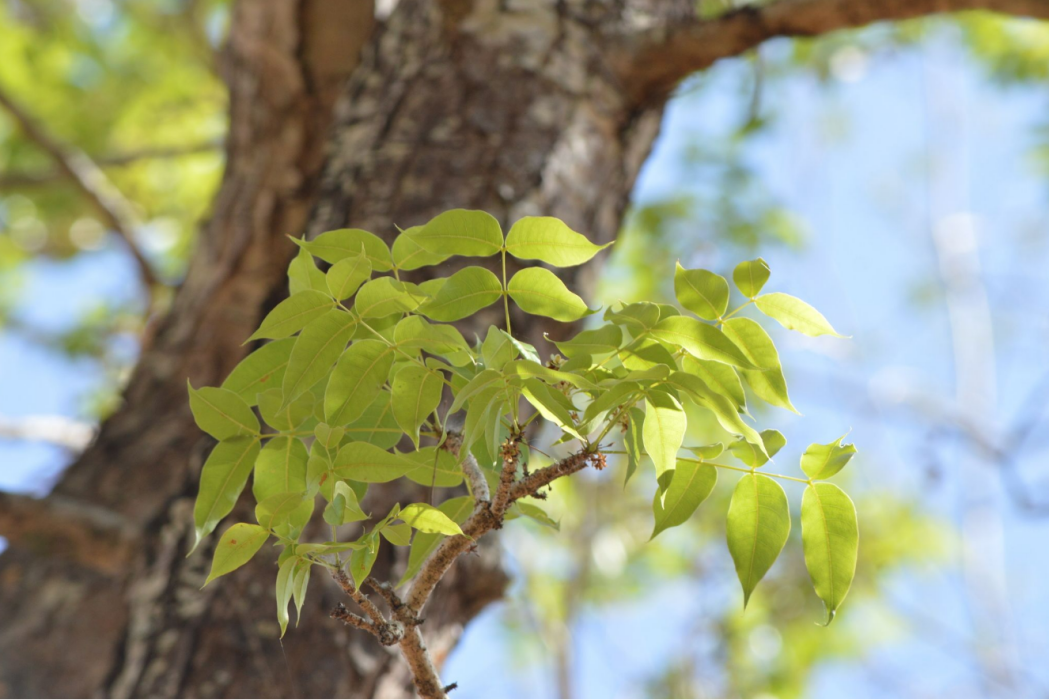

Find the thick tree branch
[[0, 140, 222, 189], [0, 84, 159, 294], [0, 491, 138, 574], [616, 0, 1049, 102]]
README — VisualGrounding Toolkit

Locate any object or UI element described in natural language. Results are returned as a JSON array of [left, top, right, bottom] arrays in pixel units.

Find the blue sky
[[3, 23, 1049, 699]]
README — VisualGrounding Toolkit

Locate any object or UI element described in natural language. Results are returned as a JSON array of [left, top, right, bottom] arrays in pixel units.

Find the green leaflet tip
[[817, 606, 836, 627]]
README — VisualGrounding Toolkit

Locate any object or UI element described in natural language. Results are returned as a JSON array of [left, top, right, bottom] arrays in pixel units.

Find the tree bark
[[1, 0, 1045, 697]]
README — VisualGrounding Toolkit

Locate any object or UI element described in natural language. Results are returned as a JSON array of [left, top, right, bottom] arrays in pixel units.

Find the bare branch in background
[[0, 140, 222, 189], [0, 84, 160, 296], [0, 414, 96, 451]]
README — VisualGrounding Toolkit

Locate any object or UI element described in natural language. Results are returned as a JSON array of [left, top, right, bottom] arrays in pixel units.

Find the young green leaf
[[508, 501, 560, 530], [504, 216, 610, 267], [324, 340, 395, 425], [412, 209, 503, 257], [507, 268, 595, 322], [643, 391, 686, 476], [400, 503, 465, 536], [650, 316, 757, 369], [248, 290, 334, 342], [298, 228, 391, 270], [729, 429, 786, 468], [256, 491, 314, 533], [721, 317, 797, 413], [680, 355, 746, 411], [674, 263, 729, 320], [258, 388, 314, 432], [205, 523, 270, 586], [687, 443, 725, 460], [326, 251, 372, 300], [391, 365, 443, 447], [623, 406, 644, 486], [221, 338, 296, 405], [801, 483, 859, 624], [253, 436, 308, 501], [342, 391, 401, 449], [349, 536, 379, 587], [553, 324, 622, 358], [418, 266, 502, 322], [329, 481, 368, 523], [754, 292, 845, 338], [481, 325, 516, 370], [188, 384, 259, 440], [520, 379, 584, 441], [281, 309, 356, 405], [392, 226, 452, 270], [726, 474, 791, 607], [394, 316, 470, 359], [800, 435, 857, 480], [651, 460, 717, 539], [402, 448, 465, 488], [192, 437, 261, 551], [275, 556, 297, 637], [398, 496, 473, 586], [733, 258, 771, 298], [354, 277, 425, 318], [288, 244, 328, 295], [381, 522, 413, 546], [332, 442, 415, 483], [291, 559, 311, 627]]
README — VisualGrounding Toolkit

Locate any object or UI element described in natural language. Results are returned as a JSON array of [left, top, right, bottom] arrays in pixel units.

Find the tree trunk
[[1, 0, 1039, 696]]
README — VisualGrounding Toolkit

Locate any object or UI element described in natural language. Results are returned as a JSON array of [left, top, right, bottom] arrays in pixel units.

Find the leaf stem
[[501, 247, 512, 335], [601, 450, 810, 484]]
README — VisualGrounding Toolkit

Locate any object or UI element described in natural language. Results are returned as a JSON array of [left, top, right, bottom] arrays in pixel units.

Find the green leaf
[[643, 391, 686, 477], [188, 384, 259, 440], [449, 369, 503, 414], [253, 436, 308, 501], [222, 338, 296, 405], [651, 460, 717, 539], [248, 290, 334, 342], [398, 496, 473, 586], [680, 355, 745, 411], [606, 301, 660, 335], [722, 317, 798, 413], [674, 263, 729, 320], [401, 448, 466, 489], [394, 316, 470, 359], [508, 501, 560, 530], [418, 266, 503, 322], [354, 277, 425, 318], [801, 483, 859, 624], [412, 209, 503, 258], [292, 559, 311, 627], [507, 268, 594, 322], [665, 372, 765, 453], [800, 435, 857, 480], [324, 339, 395, 425], [288, 244, 328, 295], [276, 556, 297, 637], [333, 442, 415, 483], [391, 365, 443, 446], [282, 309, 356, 405], [553, 324, 622, 358], [510, 359, 599, 392], [299, 228, 391, 270], [326, 250, 372, 300], [754, 292, 845, 338], [205, 523, 270, 586], [687, 443, 725, 460], [582, 381, 640, 425], [650, 316, 756, 369], [344, 392, 401, 449], [330, 481, 368, 524], [729, 430, 786, 468], [256, 491, 313, 533], [392, 226, 452, 270], [481, 325, 516, 370], [619, 339, 677, 371], [726, 474, 791, 607], [192, 437, 261, 552], [504, 216, 610, 267], [520, 379, 584, 441], [258, 388, 314, 431], [623, 406, 644, 485], [381, 522, 413, 546], [733, 258, 771, 298], [349, 537, 379, 588], [400, 503, 465, 536]]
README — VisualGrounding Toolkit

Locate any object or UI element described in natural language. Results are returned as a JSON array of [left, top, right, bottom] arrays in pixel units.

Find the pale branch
[[0, 84, 159, 293], [615, 0, 1049, 102], [0, 491, 138, 574], [443, 431, 489, 503], [0, 140, 222, 189], [0, 414, 96, 451]]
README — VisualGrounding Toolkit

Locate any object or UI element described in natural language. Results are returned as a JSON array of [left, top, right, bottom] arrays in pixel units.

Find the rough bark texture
[[1, 0, 1045, 697]]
